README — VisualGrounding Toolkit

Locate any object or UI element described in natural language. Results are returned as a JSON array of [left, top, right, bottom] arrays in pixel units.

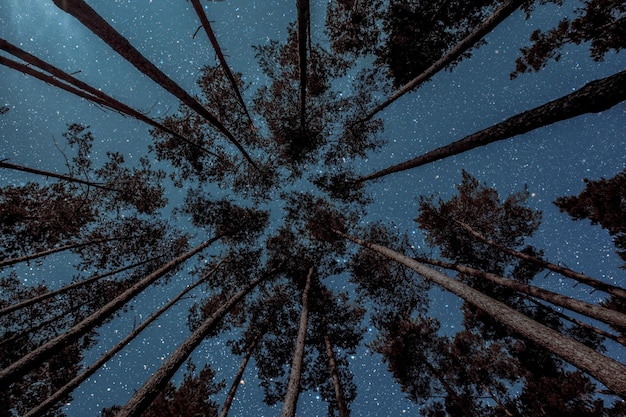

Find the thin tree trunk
[[355, 69, 626, 184], [527, 298, 626, 348], [416, 256, 626, 329], [296, 0, 310, 130], [116, 273, 268, 417], [52, 0, 259, 171], [334, 229, 626, 397], [456, 220, 626, 300], [0, 234, 143, 269], [23, 261, 225, 417], [481, 383, 515, 417], [0, 236, 220, 388], [361, 0, 522, 122], [188, 0, 254, 129], [323, 331, 350, 417], [0, 41, 217, 158], [219, 330, 263, 417], [281, 266, 314, 417], [0, 160, 119, 192], [0, 256, 160, 316]]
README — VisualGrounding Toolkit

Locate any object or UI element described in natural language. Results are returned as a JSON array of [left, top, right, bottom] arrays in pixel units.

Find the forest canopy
[[1, 0, 625, 416]]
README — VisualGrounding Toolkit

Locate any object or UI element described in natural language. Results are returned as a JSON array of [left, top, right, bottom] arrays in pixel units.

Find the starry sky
[[1, 1, 625, 416]]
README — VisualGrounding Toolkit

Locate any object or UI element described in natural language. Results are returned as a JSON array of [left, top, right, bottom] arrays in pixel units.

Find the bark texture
[[117, 273, 266, 417], [417, 256, 626, 328], [335, 229, 626, 397], [357, 69, 626, 183], [0, 237, 218, 387], [362, 0, 523, 121], [52, 0, 258, 169], [281, 266, 314, 417]]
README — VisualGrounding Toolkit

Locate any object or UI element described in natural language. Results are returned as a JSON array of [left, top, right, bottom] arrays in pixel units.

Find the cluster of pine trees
[[1, 0, 625, 415]]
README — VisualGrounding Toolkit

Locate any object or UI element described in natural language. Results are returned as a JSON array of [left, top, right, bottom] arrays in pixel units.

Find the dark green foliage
[[349, 222, 430, 328], [181, 189, 269, 244], [102, 361, 224, 417], [512, 0, 626, 78], [416, 170, 542, 278], [555, 167, 626, 267]]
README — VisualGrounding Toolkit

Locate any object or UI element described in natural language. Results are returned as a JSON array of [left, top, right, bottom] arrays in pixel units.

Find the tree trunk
[[323, 332, 350, 417], [0, 234, 144, 269], [528, 298, 626, 348], [296, 0, 310, 130], [0, 256, 161, 316], [51, 0, 259, 171], [188, 0, 254, 128], [355, 69, 626, 183], [0, 40, 215, 157], [0, 236, 220, 388], [457, 220, 626, 300], [362, 0, 522, 121], [334, 229, 626, 397], [416, 256, 626, 329], [23, 261, 225, 417], [0, 160, 119, 192], [219, 331, 263, 417], [281, 266, 314, 417], [117, 273, 267, 417]]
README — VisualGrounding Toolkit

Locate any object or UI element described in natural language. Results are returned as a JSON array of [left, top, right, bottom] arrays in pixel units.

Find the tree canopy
[[1, 0, 625, 416]]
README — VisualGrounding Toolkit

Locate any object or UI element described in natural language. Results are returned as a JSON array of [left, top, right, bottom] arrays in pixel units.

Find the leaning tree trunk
[[219, 330, 263, 417], [52, 0, 259, 170], [355, 69, 626, 184], [0, 236, 220, 388], [0, 234, 144, 269], [281, 266, 314, 417], [334, 229, 626, 397], [296, 0, 310, 130], [188, 0, 254, 128], [0, 256, 161, 316], [416, 256, 626, 329], [23, 261, 225, 417], [0, 160, 119, 192], [0, 41, 214, 157], [323, 331, 350, 417], [117, 273, 268, 417], [361, 0, 523, 122], [456, 220, 626, 300]]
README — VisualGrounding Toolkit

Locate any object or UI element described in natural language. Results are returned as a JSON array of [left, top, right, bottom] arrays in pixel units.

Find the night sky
[[1, 1, 625, 416]]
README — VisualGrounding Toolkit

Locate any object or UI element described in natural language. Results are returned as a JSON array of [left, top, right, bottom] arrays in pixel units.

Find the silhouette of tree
[[555, 167, 626, 267], [511, 0, 626, 78], [102, 361, 224, 417]]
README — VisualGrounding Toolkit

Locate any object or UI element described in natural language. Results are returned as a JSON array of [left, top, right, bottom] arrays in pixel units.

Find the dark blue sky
[[1, 1, 625, 416]]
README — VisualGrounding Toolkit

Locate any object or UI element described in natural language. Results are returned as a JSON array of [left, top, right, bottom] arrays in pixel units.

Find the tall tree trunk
[[188, 0, 255, 129], [527, 298, 626, 348], [0, 256, 161, 316], [0, 160, 120, 192], [0, 236, 220, 388], [456, 220, 626, 300], [296, 0, 310, 130], [0, 41, 216, 157], [219, 330, 263, 417], [355, 69, 626, 184], [361, 0, 522, 122], [0, 234, 144, 269], [281, 266, 314, 417], [323, 332, 350, 417], [117, 273, 268, 417], [23, 261, 225, 417], [333, 229, 626, 397], [416, 256, 626, 329], [51, 0, 259, 171]]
